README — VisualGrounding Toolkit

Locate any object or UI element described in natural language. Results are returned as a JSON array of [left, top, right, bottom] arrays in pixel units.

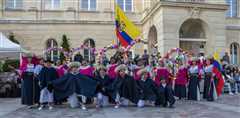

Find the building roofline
[[141, 1, 229, 24]]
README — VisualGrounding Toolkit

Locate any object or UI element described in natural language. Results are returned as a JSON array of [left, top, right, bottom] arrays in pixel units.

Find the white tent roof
[[0, 32, 21, 52], [0, 32, 29, 59]]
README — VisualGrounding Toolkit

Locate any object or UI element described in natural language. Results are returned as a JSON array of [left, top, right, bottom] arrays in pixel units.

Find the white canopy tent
[[0, 32, 28, 60]]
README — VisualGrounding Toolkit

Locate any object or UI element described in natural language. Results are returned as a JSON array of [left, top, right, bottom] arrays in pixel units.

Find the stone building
[[0, 0, 239, 64]]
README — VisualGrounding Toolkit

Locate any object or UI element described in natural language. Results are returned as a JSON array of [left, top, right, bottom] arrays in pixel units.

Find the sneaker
[[48, 106, 53, 110], [229, 92, 234, 95], [38, 106, 43, 111], [114, 104, 119, 109], [81, 105, 87, 110]]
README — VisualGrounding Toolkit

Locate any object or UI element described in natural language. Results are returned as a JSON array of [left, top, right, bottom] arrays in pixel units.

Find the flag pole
[[88, 40, 91, 62], [114, 1, 120, 48]]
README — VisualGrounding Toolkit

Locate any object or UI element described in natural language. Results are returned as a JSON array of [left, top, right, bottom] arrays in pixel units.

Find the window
[[83, 39, 95, 63], [5, 0, 23, 9], [45, 0, 60, 10], [230, 43, 239, 64], [117, 0, 133, 12], [226, 0, 238, 17], [81, 0, 96, 11], [179, 19, 206, 39], [46, 39, 59, 61]]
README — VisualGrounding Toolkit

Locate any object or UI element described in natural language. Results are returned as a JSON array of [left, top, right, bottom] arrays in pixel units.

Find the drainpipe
[[77, 0, 80, 20], [1, 0, 4, 17], [40, 0, 43, 20]]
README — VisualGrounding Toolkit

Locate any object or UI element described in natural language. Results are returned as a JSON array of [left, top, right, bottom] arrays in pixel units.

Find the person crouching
[[136, 68, 159, 108], [94, 65, 111, 108], [38, 60, 59, 110], [67, 62, 87, 110], [112, 64, 139, 108], [158, 77, 175, 108]]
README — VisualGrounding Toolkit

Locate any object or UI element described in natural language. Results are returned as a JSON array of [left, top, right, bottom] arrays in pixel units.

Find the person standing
[[79, 59, 95, 78], [20, 54, 39, 108], [33, 58, 44, 105], [107, 57, 118, 81], [175, 61, 188, 100], [188, 57, 201, 101], [222, 52, 230, 64], [154, 60, 173, 87], [203, 57, 218, 101]]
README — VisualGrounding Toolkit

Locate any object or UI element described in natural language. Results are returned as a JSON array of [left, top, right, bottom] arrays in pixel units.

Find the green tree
[[60, 34, 70, 62], [8, 33, 20, 44]]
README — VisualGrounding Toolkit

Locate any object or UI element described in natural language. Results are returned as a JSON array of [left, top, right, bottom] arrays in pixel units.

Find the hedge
[[2, 60, 20, 72]]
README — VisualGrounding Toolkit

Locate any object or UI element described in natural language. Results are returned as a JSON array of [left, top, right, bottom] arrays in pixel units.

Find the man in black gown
[[51, 62, 98, 109], [136, 68, 160, 108], [109, 64, 140, 108], [38, 60, 59, 110]]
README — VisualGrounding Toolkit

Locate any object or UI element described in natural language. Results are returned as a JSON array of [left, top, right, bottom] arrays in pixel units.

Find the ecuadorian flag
[[212, 57, 225, 96], [213, 51, 225, 96], [115, 5, 141, 47]]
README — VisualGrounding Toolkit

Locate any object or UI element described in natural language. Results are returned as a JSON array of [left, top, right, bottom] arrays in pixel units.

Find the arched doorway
[[46, 39, 58, 61], [148, 26, 158, 55], [230, 42, 240, 64], [83, 38, 95, 63], [179, 19, 207, 56]]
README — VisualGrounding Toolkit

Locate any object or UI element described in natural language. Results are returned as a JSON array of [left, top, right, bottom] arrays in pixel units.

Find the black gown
[[188, 74, 200, 100], [203, 73, 218, 101], [21, 72, 40, 105], [93, 74, 112, 96], [108, 75, 140, 104], [51, 73, 98, 101], [38, 67, 59, 91], [136, 78, 159, 102]]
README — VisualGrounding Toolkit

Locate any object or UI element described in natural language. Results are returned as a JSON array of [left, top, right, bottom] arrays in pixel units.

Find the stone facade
[[0, 0, 239, 64]]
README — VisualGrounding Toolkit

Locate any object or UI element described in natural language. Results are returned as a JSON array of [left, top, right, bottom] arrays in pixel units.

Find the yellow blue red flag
[[115, 4, 141, 47]]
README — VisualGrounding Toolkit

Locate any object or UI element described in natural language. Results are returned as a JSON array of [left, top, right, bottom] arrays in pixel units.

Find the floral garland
[[159, 48, 193, 68], [45, 38, 147, 61], [44, 44, 97, 58]]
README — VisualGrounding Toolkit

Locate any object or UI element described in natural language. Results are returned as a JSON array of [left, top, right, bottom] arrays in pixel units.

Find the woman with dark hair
[[107, 57, 118, 81], [203, 57, 218, 101], [20, 54, 39, 108], [94, 65, 112, 108], [175, 60, 188, 100], [188, 57, 201, 101]]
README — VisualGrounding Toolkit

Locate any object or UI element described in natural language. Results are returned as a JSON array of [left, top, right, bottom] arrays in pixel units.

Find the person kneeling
[[52, 62, 97, 110], [38, 60, 59, 110], [111, 64, 139, 108], [136, 68, 159, 108], [94, 65, 112, 108], [158, 78, 175, 108]]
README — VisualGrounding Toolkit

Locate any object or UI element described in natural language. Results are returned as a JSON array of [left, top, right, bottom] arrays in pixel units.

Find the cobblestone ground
[[1, 94, 240, 118]]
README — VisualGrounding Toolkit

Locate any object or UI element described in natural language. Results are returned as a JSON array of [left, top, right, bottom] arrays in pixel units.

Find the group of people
[[19, 51, 240, 110]]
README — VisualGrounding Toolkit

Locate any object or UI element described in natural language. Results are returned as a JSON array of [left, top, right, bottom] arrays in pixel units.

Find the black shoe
[[169, 105, 175, 108]]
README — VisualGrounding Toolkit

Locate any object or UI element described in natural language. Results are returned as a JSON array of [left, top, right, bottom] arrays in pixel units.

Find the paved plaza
[[0, 94, 239, 118]]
